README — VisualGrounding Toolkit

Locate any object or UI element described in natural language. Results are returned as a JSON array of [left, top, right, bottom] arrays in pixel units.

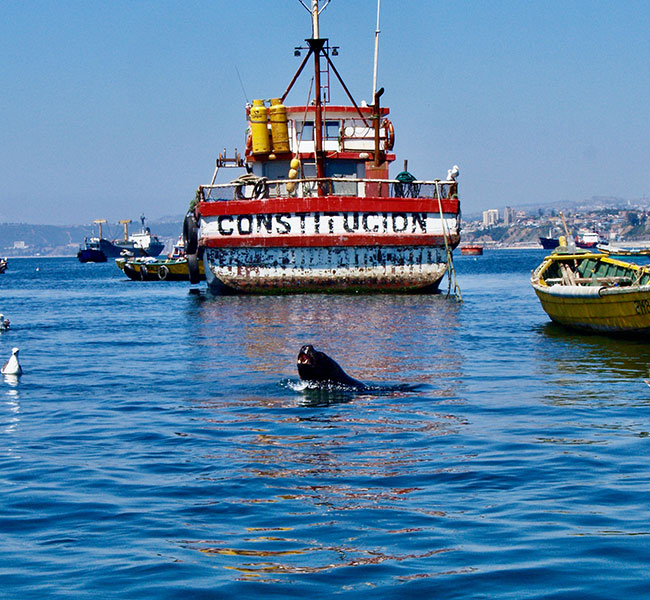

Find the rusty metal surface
[[204, 246, 449, 293]]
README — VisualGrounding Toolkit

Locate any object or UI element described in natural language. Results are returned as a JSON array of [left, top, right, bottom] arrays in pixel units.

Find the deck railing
[[199, 178, 458, 203]]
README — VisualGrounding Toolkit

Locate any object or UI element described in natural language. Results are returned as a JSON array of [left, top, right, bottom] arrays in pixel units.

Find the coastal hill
[[0, 216, 185, 257]]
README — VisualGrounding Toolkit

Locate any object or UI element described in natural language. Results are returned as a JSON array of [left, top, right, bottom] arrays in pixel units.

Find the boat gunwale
[[196, 196, 460, 219], [198, 176, 459, 193], [532, 251, 650, 287]]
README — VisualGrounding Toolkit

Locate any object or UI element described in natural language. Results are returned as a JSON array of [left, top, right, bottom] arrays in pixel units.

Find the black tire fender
[[183, 211, 199, 255], [187, 253, 201, 284]]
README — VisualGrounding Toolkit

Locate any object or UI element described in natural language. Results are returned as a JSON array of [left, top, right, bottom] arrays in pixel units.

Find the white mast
[[372, 0, 381, 97], [311, 0, 319, 38]]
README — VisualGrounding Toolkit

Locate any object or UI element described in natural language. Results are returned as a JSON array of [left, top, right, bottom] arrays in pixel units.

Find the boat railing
[[199, 178, 459, 203]]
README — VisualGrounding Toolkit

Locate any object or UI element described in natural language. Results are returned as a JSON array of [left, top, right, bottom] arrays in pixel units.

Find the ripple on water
[[2, 255, 650, 598]]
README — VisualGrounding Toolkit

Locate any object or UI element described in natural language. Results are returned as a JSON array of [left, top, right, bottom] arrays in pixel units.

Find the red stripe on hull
[[198, 197, 460, 217], [201, 233, 460, 249]]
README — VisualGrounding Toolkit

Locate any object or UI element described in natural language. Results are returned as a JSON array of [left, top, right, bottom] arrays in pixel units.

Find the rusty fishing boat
[[183, 0, 461, 293]]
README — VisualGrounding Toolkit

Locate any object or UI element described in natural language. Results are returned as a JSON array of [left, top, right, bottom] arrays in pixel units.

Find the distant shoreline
[[5, 240, 650, 260]]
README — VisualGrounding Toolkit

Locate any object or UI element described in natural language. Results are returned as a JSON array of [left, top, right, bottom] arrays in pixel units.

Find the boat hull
[[101, 239, 164, 258], [116, 258, 205, 281], [539, 237, 559, 250], [203, 245, 449, 293], [196, 196, 460, 294], [533, 283, 650, 333], [77, 248, 107, 263], [531, 250, 650, 334]]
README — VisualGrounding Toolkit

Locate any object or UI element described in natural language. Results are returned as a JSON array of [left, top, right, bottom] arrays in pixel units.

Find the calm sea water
[[2, 251, 650, 599]]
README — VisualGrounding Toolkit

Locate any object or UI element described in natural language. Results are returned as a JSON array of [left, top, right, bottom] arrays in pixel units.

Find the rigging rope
[[435, 180, 462, 302]]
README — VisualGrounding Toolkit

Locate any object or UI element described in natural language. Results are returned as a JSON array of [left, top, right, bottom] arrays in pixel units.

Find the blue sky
[[1, 0, 649, 225]]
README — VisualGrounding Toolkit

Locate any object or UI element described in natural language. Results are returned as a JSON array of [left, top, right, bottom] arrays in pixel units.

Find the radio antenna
[[372, 0, 381, 98], [234, 65, 249, 104]]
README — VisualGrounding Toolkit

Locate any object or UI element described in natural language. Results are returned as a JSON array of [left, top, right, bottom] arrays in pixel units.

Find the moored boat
[[460, 245, 483, 256], [575, 229, 608, 249], [531, 247, 650, 334], [125, 215, 165, 257], [0, 257, 8, 273], [116, 238, 205, 281], [539, 236, 559, 250], [598, 245, 650, 257], [539, 227, 560, 250], [77, 241, 108, 263], [110, 215, 165, 258], [77, 219, 109, 262], [78, 216, 164, 262], [183, 0, 461, 294]]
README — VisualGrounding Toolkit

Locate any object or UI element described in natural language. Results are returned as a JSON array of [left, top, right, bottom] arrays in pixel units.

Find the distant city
[[462, 196, 650, 247]]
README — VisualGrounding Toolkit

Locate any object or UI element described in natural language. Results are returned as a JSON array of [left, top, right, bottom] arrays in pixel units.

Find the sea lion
[[297, 345, 367, 390]]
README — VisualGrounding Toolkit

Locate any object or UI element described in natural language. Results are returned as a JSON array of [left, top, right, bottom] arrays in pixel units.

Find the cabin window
[[263, 161, 292, 180], [324, 120, 340, 140], [297, 120, 340, 140], [325, 160, 362, 178], [298, 121, 314, 141]]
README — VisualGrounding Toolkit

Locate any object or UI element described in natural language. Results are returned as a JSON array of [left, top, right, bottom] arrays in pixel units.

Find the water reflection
[[192, 293, 464, 386], [184, 380, 468, 578], [186, 541, 454, 581], [178, 293, 469, 579], [1, 389, 20, 457], [535, 321, 650, 406], [3, 374, 20, 389]]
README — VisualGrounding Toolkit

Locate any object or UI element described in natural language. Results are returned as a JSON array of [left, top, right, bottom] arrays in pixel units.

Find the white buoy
[[1, 347, 22, 376]]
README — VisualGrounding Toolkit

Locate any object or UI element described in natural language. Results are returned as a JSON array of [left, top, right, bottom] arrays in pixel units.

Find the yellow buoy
[[269, 98, 290, 153], [290, 158, 300, 170], [250, 99, 271, 154]]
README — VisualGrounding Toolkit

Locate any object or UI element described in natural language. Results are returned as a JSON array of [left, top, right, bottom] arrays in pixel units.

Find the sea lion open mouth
[[297, 345, 314, 367], [296, 344, 366, 390]]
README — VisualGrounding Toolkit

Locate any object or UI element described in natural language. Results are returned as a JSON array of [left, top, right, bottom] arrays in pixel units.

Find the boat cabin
[[246, 104, 395, 182]]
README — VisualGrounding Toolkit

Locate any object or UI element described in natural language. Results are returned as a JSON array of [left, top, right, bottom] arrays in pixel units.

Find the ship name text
[[212, 212, 438, 237]]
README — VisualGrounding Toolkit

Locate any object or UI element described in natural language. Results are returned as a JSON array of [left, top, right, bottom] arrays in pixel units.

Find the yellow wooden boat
[[531, 248, 650, 334], [116, 256, 205, 281]]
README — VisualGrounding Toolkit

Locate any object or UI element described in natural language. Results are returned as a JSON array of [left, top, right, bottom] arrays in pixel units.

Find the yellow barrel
[[559, 235, 567, 247], [269, 98, 290, 153], [250, 99, 271, 154]]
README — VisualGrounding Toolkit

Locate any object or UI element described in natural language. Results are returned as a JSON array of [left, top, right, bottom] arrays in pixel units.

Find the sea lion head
[[297, 344, 346, 384]]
